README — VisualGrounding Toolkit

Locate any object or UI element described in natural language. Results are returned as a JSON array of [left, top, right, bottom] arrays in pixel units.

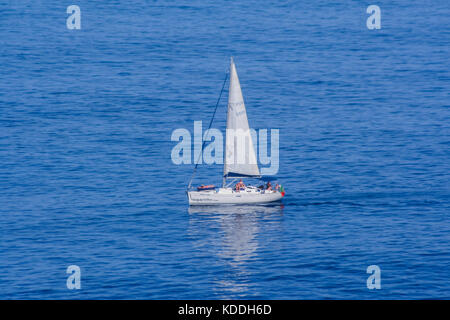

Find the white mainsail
[[223, 58, 260, 182]]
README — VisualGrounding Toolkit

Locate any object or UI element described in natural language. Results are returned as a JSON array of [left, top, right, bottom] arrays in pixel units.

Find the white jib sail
[[223, 58, 260, 179]]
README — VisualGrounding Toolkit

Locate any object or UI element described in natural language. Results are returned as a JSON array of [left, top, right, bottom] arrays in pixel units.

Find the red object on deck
[[197, 185, 215, 191]]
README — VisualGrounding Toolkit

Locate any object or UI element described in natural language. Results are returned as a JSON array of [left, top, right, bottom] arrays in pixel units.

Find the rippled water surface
[[0, 1, 449, 299]]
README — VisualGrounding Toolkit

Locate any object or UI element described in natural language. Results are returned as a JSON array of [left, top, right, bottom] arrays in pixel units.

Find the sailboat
[[187, 58, 285, 205]]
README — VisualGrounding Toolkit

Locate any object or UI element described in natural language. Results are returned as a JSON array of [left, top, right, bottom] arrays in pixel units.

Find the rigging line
[[187, 70, 229, 190]]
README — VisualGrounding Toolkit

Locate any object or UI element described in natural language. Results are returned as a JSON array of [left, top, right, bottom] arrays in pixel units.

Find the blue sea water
[[0, 0, 449, 299]]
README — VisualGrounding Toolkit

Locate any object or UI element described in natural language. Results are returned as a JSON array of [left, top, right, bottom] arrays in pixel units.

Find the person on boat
[[235, 179, 246, 191], [266, 181, 272, 191]]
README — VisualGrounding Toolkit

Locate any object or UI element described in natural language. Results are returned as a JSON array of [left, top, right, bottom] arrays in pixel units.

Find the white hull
[[188, 187, 283, 205]]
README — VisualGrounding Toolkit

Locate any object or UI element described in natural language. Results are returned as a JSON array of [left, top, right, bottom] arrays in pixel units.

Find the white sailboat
[[187, 58, 284, 205]]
